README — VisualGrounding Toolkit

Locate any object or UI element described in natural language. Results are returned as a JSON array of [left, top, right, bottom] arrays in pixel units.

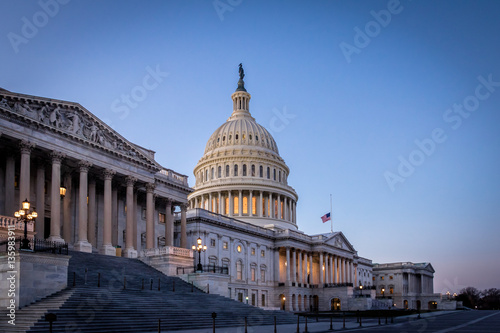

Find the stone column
[[218, 192, 222, 214], [180, 203, 187, 248], [111, 187, 118, 246], [228, 191, 233, 217], [293, 202, 296, 223], [5, 155, 15, 216], [268, 193, 273, 218], [291, 248, 296, 285], [74, 161, 92, 252], [259, 191, 263, 217], [238, 190, 242, 216], [309, 253, 314, 285], [285, 247, 291, 286], [87, 177, 96, 247], [298, 251, 303, 285], [274, 248, 280, 283], [133, 191, 138, 249], [99, 169, 116, 255], [334, 256, 338, 283], [325, 254, 330, 284], [283, 197, 288, 221], [123, 176, 137, 258], [35, 162, 45, 238], [277, 194, 281, 219], [249, 190, 253, 216], [48, 152, 64, 243], [62, 173, 72, 243], [165, 199, 173, 246], [319, 252, 324, 286], [329, 255, 334, 284], [208, 193, 212, 212], [19, 140, 35, 205], [145, 183, 155, 249], [303, 252, 308, 285]]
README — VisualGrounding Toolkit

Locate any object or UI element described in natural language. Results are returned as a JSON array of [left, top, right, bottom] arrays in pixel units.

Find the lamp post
[[192, 237, 207, 272], [381, 288, 385, 298], [14, 198, 37, 250], [360, 285, 363, 296]]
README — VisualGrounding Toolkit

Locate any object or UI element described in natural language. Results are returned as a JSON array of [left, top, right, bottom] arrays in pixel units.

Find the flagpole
[[330, 194, 333, 233]]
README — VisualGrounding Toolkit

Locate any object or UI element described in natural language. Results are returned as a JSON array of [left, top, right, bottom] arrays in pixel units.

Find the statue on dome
[[238, 63, 245, 80]]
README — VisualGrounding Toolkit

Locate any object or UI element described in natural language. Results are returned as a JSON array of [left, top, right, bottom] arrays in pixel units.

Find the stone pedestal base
[[47, 235, 65, 243], [74, 240, 92, 253], [99, 244, 116, 256], [123, 248, 138, 258]]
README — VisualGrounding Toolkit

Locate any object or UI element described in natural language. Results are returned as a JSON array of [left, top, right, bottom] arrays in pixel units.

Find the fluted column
[[99, 169, 116, 255], [228, 191, 233, 217], [309, 253, 314, 285], [238, 190, 242, 216], [35, 162, 45, 238], [277, 194, 281, 219], [19, 140, 35, 205], [123, 176, 137, 258], [62, 173, 72, 243], [259, 191, 263, 217], [268, 193, 273, 218], [298, 250, 303, 285], [291, 248, 296, 284], [319, 252, 324, 286], [165, 199, 174, 246], [218, 192, 222, 214], [5, 155, 15, 216], [145, 183, 155, 249], [180, 203, 187, 248], [208, 193, 212, 212], [87, 177, 96, 247], [74, 161, 92, 252], [285, 247, 291, 286], [249, 190, 253, 216], [303, 252, 308, 285], [284, 197, 288, 221], [48, 152, 65, 243]]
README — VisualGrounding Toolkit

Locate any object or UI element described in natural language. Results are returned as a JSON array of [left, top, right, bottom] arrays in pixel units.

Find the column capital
[[125, 176, 137, 187], [78, 160, 92, 172], [180, 203, 188, 211], [145, 182, 156, 193], [19, 140, 35, 154], [102, 169, 115, 180], [165, 198, 173, 206], [50, 151, 65, 163]]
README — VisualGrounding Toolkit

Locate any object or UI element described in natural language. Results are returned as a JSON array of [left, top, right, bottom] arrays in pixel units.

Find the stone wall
[[0, 251, 69, 309]]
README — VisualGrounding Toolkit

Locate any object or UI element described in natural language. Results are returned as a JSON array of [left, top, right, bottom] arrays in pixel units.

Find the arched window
[[259, 166, 263, 178], [205, 169, 208, 182], [225, 165, 230, 177], [211, 168, 214, 180], [222, 258, 230, 274], [267, 167, 270, 179], [201, 172, 203, 182], [234, 164, 238, 176], [243, 196, 248, 214], [251, 165, 255, 177], [218, 166, 221, 178], [234, 196, 239, 215], [242, 164, 247, 176], [236, 260, 243, 280], [273, 169, 276, 181], [279, 170, 281, 182]]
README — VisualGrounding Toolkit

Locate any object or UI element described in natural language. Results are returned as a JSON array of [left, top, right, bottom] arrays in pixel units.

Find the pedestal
[[74, 240, 92, 253], [99, 244, 116, 256]]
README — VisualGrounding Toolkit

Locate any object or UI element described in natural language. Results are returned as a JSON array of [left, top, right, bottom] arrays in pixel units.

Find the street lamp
[[60, 186, 67, 199], [191, 237, 207, 272], [381, 288, 385, 298], [360, 285, 363, 296], [14, 198, 37, 250]]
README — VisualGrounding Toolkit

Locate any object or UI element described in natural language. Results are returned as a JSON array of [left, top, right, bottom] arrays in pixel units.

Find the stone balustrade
[[140, 245, 193, 258], [0, 215, 34, 232]]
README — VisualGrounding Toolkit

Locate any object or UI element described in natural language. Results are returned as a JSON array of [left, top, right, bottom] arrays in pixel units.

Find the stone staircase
[[0, 251, 296, 332]]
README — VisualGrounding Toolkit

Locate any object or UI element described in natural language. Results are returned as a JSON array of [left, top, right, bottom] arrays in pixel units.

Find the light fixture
[[60, 186, 66, 198], [193, 237, 207, 272], [22, 199, 30, 210], [15, 199, 37, 250]]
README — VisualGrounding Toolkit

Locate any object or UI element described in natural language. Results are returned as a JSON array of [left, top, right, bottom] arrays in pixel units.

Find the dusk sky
[[1, 0, 499, 294]]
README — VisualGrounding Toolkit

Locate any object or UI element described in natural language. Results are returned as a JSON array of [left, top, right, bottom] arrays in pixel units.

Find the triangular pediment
[[0, 90, 160, 170], [323, 232, 356, 252]]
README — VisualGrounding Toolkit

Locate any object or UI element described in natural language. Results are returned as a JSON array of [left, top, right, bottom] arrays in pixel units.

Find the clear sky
[[1, 0, 499, 294]]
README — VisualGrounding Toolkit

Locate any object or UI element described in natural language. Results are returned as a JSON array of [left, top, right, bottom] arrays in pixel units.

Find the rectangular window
[[261, 250, 265, 257], [261, 269, 265, 282], [261, 294, 266, 307], [142, 208, 146, 220], [243, 196, 248, 214], [252, 196, 257, 215], [158, 213, 166, 224], [210, 238, 216, 247], [225, 197, 229, 215], [234, 197, 239, 215], [251, 248, 255, 255], [251, 268, 256, 281], [223, 241, 228, 250]]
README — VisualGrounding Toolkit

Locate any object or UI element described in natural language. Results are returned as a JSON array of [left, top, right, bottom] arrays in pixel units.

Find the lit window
[[389, 276, 393, 280], [261, 270, 266, 282], [251, 248, 255, 255], [243, 196, 248, 214], [236, 261, 243, 280], [210, 239, 216, 247], [158, 213, 166, 224], [261, 250, 265, 257], [223, 242, 228, 250], [237, 245, 242, 253], [234, 197, 239, 215], [251, 267, 256, 281], [381, 276, 384, 280]]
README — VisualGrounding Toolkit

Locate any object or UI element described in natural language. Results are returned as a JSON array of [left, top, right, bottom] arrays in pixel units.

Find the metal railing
[[176, 265, 229, 275], [0, 237, 68, 255]]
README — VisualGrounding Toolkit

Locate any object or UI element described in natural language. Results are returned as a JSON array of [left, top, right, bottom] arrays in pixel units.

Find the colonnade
[[1, 139, 189, 256], [276, 247, 356, 287], [190, 190, 296, 223]]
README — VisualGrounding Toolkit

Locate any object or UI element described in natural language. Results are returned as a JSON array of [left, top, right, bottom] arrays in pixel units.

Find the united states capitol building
[[0, 67, 453, 312]]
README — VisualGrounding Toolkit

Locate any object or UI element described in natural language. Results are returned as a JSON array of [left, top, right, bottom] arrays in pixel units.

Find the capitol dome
[[188, 66, 298, 230]]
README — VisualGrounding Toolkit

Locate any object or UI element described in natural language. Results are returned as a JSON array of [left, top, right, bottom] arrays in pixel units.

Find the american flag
[[321, 212, 331, 223]]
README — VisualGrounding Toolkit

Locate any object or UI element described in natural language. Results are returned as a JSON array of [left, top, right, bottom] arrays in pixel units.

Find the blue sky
[[2, 0, 500, 293]]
